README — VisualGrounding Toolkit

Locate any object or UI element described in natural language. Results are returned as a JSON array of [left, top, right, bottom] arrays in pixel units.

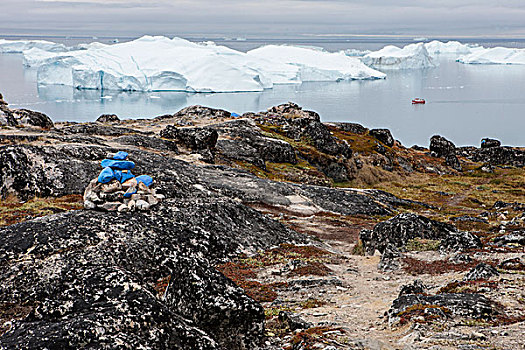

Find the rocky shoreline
[[0, 94, 524, 349]]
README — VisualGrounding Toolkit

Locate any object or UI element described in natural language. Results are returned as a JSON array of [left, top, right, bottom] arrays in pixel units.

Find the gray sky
[[1, 0, 525, 37]]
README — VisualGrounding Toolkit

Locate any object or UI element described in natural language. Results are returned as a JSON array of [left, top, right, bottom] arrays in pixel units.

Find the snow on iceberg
[[424, 40, 482, 57], [247, 45, 386, 81], [361, 43, 436, 70], [0, 39, 67, 53], [457, 47, 525, 65], [31, 36, 386, 93]]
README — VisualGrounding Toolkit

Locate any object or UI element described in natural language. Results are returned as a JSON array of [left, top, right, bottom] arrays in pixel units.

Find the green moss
[[406, 238, 441, 252]]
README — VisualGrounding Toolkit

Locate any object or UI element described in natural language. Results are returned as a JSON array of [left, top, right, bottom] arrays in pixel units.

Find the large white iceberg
[[361, 43, 436, 70], [0, 39, 67, 53], [247, 45, 385, 81], [457, 47, 525, 65], [26, 36, 385, 93], [424, 41, 483, 58]]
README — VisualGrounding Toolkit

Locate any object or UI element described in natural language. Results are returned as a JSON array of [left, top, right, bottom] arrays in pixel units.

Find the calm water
[[1, 38, 525, 147]]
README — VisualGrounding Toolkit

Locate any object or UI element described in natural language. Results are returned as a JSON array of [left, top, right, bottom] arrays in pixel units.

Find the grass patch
[[405, 238, 441, 252], [0, 194, 83, 227]]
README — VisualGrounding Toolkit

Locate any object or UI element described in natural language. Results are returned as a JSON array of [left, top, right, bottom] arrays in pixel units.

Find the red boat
[[412, 98, 426, 104]]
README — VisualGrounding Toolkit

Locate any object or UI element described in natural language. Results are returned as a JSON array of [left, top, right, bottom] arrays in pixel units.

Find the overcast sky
[[1, 0, 525, 38]]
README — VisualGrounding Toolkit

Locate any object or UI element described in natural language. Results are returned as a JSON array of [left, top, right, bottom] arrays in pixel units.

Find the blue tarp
[[136, 175, 153, 187], [114, 170, 135, 184], [98, 167, 115, 183], [101, 159, 135, 170], [113, 151, 128, 160]]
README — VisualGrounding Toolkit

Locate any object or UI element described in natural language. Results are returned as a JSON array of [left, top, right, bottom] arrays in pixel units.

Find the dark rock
[[266, 102, 320, 120], [481, 138, 501, 148], [163, 105, 232, 121], [378, 244, 401, 272], [96, 114, 120, 123], [445, 154, 462, 171], [449, 253, 473, 264], [460, 146, 525, 167], [411, 145, 427, 151], [210, 119, 297, 168], [439, 231, 483, 253], [450, 216, 488, 224], [278, 311, 312, 330], [492, 201, 525, 211], [0, 181, 311, 348], [331, 122, 368, 135], [160, 126, 218, 151], [493, 230, 525, 246], [59, 124, 150, 137], [430, 135, 456, 158], [464, 263, 499, 281], [375, 142, 386, 155], [399, 280, 427, 296], [369, 128, 394, 147], [114, 134, 179, 153], [388, 293, 499, 324], [360, 213, 457, 254], [7, 109, 54, 129], [0, 92, 6, 105]]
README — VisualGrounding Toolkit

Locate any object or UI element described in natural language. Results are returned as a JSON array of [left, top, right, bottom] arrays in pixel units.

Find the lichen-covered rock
[[445, 154, 462, 171], [481, 138, 501, 148], [464, 263, 499, 281], [160, 126, 218, 151], [378, 243, 401, 272], [430, 135, 456, 158], [155, 105, 232, 121], [0, 188, 310, 348], [369, 128, 394, 147], [439, 231, 483, 253], [211, 118, 297, 168], [114, 134, 179, 153], [59, 124, 149, 137], [398, 280, 427, 296], [388, 292, 499, 325], [360, 213, 457, 254], [331, 122, 368, 135], [96, 114, 120, 123], [0, 104, 53, 129], [493, 230, 525, 247], [457, 146, 525, 167]]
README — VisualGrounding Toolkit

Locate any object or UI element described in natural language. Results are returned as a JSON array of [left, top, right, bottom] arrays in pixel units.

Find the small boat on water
[[412, 98, 426, 104]]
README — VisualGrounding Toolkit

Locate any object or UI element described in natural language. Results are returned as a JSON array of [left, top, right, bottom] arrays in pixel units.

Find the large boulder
[[359, 213, 457, 254], [160, 126, 218, 150], [430, 135, 456, 157], [96, 114, 120, 123], [369, 128, 394, 147], [481, 138, 501, 148]]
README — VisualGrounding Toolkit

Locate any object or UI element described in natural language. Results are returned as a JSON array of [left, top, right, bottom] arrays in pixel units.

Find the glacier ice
[[424, 40, 482, 57], [361, 43, 436, 70], [0, 39, 67, 53], [457, 47, 525, 65], [247, 45, 386, 81], [23, 36, 385, 93]]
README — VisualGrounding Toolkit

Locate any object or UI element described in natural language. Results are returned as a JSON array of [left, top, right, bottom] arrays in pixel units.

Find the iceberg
[[361, 43, 436, 70], [0, 39, 67, 53], [27, 36, 385, 93], [457, 47, 525, 65], [424, 40, 482, 58], [247, 45, 386, 81]]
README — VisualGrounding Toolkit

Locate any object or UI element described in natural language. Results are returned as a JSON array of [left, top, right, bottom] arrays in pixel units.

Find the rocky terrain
[[0, 93, 524, 349]]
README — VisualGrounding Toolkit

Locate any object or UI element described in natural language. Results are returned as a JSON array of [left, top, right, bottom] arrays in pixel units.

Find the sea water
[[0, 37, 524, 147]]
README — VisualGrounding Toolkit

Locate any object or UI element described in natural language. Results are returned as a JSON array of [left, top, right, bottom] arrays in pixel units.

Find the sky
[[1, 0, 525, 38]]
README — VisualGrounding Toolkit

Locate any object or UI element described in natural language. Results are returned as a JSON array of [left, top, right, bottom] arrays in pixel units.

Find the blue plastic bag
[[98, 167, 115, 183], [113, 151, 128, 160], [114, 170, 135, 184], [231, 112, 240, 117], [136, 175, 153, 187], [123, 186, 137, 198], [101, 159, 135, 170]]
